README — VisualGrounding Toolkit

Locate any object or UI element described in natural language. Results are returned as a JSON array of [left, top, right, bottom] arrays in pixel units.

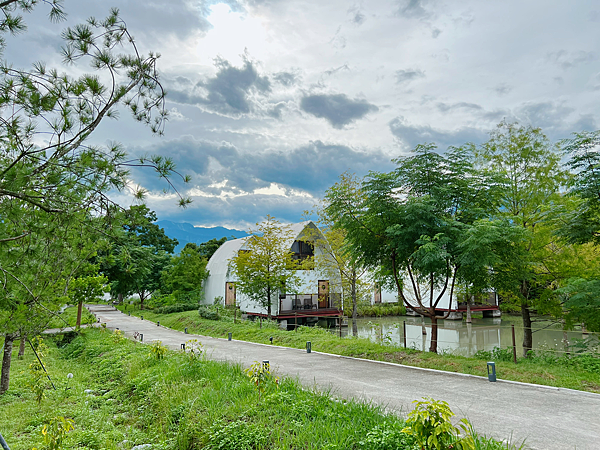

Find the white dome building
[[202, 221, 343, 328]]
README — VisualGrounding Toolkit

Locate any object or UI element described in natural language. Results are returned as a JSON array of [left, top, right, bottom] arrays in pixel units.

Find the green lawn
[[0, 329, 514, 450], [118, 305, 600, 394]]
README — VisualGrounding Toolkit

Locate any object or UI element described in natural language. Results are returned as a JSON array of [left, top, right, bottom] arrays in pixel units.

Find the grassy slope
[[119, 306, 600, 394], [0, 330, 511, 450]]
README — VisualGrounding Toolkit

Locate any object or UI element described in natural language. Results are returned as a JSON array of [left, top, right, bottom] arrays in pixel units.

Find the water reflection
[[336, 315, 594, 356]]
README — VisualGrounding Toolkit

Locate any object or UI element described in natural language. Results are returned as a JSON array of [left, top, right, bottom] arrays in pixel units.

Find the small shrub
[[110, 329, 126, 344], [402, 397, 474, 450], [149, 340, 168, 359], [185, 339, 204, 362], [245, 361, 279, 399], [474, 347, 513, 362], [32, 416, 75, 450], [199, 305, 219, 320]]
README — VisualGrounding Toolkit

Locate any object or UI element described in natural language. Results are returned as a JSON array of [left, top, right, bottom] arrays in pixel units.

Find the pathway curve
[[86, 304, 600, 450]]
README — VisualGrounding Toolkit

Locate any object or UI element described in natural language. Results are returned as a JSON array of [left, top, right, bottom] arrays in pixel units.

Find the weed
[[110, 329, 126, 344], [207, 420, 268, 450], [185, 339, 203, 362]]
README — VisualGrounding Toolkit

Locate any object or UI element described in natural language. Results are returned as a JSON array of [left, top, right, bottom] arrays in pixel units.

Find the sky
[[7, 0, 600, 230]]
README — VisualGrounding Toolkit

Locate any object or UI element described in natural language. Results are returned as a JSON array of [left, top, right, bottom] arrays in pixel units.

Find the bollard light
[[262, 360, 270, 371], [185, 327, 188, 334], [269, 336, 273, 344], [116, 328, 119, 331], [487, 362, 496, 382], [181, 343, 185, 350], [228, 332, 232, 341], [306, 341, 312, 353], [128, 312, 131, 316], [157, 321, 160, 327], [140, 333, 143, 342], [141, 315, 143, 320]]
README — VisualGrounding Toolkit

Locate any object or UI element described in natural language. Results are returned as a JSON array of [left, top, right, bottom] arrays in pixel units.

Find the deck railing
[[279, 293, 341, 312]]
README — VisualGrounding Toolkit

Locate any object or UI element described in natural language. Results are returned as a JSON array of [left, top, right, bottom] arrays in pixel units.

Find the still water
[[336, 315, 596, 356]]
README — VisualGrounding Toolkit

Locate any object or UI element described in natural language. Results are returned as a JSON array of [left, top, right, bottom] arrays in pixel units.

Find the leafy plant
[[359, 421, 414, 449], [149, 340, 168, 359], [244, 361, 279, 399], [199, 305, 219, 320], [207, 420, 268, 450], [402, 397, 474, 450], [32, 416, 75, 450], [185, 339, 204, 362], [111, 329, 126, 344]]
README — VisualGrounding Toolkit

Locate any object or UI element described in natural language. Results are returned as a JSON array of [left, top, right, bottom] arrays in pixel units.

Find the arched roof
[[203, 221, 325, 304]]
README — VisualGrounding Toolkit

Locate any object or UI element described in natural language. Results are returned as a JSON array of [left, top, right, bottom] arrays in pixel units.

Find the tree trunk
[[76, 300, 83, 329], [429, 314, 438, 353], [351, 277, 358, 337], [18, 333, 25, 359], [267, 286, 272, 320], [562, 318, 569, 356], [521, 304, 532, 357], [466, 301, 472, 324], [0, 334, 15, 395]]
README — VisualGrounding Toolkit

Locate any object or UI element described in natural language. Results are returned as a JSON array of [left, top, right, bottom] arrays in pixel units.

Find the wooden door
[[374, 283, 382, 304], [225, 282, 236, 306], [318, 280, 329, 308]]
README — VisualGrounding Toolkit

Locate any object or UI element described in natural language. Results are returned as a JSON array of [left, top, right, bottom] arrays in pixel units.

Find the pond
[[335, 314, 597, 357]]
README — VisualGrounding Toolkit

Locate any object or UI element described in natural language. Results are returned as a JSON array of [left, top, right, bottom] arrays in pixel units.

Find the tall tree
[[229, 216, 306, 320], [308, 177, 370, 336], [0, 1, 187, 394], [477, 121, 567, 356], [326, 145, 498, 353]]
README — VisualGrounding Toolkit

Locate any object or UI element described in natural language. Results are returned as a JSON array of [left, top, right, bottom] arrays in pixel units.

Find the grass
[[0, 329, 516, 450], [118, 305, 600, 394]]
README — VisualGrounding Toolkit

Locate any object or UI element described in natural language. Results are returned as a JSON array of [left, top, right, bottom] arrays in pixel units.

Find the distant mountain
[[156, 220, 248, 253]]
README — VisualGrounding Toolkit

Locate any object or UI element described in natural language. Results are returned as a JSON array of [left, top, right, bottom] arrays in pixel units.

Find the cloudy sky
[[9, 0, 600, 230]]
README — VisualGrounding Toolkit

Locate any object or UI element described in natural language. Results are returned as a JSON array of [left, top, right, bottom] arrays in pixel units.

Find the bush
[[155, 303, 198, 314], [473, 346, 514, 362], [353, 303, 407, 317], [199, 306, 219, 320]]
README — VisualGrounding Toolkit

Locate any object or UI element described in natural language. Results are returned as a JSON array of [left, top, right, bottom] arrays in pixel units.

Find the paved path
[[87, 305, 600, 450]]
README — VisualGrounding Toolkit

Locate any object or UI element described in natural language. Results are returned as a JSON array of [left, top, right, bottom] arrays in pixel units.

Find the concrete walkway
[[86, 304, 600, 450]]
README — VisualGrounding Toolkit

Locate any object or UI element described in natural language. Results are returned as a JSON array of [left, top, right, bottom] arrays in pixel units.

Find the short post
[[181, 343, 185, 350], [306, 341, 311, 353], [403, 321, 407, 348], [228, 332, 232, 341], [511, 324, 517, 364], [269, 336, 273, 344], [157, 321, 160, 327], [128, 312, 131, 316], [116, 328, 119, 331], [184, 327, 188, 334], [487, 362, 496, 382], [140, 333, 143, 342], [262, 360, 270, 371], [141, 315, 143, 320]]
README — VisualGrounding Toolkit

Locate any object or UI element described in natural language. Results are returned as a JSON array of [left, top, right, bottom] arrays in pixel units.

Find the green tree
[[477, 121, 567, 356], [326, 144, 499, 353], [68, 274, 109, 329], [99, 207, 176, 309], [0, 1, 188, 394], [198, 237, 228, 260], [229, 216, 306, 319], [308, 179, 370, 336], [161, 243, 209, 303]]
